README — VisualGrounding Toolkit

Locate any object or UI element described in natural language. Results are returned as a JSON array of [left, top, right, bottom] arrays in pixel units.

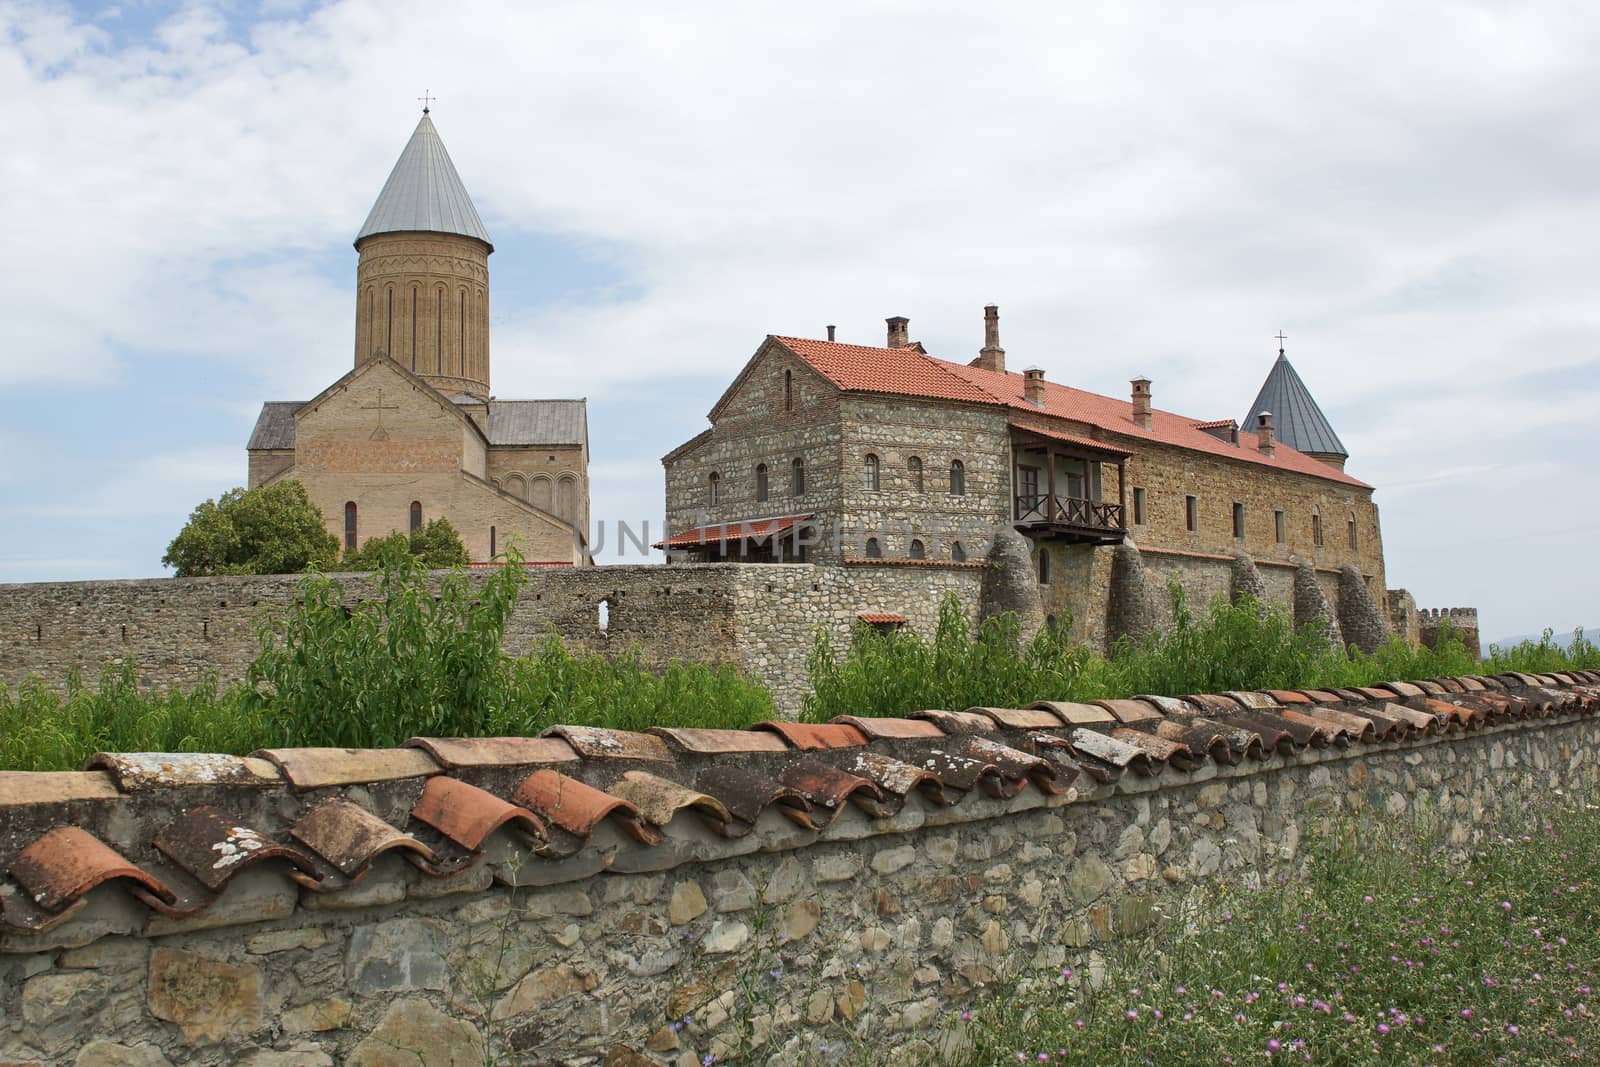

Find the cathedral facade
[[247, 112, 589, 564]]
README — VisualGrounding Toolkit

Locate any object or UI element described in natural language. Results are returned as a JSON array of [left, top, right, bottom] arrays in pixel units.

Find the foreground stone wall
[[0, 704, 1592, 1066]]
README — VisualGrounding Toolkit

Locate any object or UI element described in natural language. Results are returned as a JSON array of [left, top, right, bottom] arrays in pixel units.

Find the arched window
[[1312, 511, 1324, 547], [950, 459, 966, 495], [410, 286, 418, 369], [409, 501, 422, 532], [865, 537, 883, 559], [1348, 513, 1358, 550], [709, 471, 720, 506], [1037, 548, 1051, 584], [784, 369, 793, 412], [385, 287, 394, 355], [863, 454, 880, 491], [909, 539, 926, 560], [344, 502, 357, 550], [791, 457, 805, 495], [459, 288, 467, 375], [755, 463, 769, 503], [951, 541, 967, 562], [908, 456, 924, 491]]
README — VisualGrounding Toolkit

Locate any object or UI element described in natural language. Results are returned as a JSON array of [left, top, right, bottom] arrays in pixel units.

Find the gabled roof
[[767, 336, 1369, 488], [1242, 351, 1348, 458], [355, 113, 493, 251]]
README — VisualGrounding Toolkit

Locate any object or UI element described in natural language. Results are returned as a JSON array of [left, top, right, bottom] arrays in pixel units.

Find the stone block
[[22, 972, 111, 1050], [347, 998, 485, 1067], [668, 880, 707, 925], [346, 918, 448, 995], [147, 948, 264, 1043], [73, 1043, 172, 1067]]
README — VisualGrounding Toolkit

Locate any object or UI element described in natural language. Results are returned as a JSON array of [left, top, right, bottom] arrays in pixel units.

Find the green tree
[[163, 481, 339, 577], [343, 517, 469, 571]]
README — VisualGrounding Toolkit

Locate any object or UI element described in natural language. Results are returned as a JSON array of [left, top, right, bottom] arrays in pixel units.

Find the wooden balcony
[[1014, 492, 1126, 545]]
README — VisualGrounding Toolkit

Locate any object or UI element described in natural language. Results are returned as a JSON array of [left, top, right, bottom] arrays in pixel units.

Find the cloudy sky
[[1, 0, 1596, 642]]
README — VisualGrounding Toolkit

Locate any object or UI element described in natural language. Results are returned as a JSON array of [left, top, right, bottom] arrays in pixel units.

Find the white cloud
[[2, 0, 1598, 629]]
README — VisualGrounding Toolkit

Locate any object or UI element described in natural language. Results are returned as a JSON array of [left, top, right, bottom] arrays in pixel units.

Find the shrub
[[342, 516, 470, 571], [162, 480, 340, 576]]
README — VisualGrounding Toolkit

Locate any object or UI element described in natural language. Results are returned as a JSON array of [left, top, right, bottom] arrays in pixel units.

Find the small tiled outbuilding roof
[[771, 336, 1369, 488], [653, 514, 811, 549], [0, 671, 1593, 937]]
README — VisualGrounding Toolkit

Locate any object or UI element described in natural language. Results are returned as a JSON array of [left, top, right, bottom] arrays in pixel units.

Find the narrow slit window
[[409, 501, 422, 532], [1274, 509, 1286, 543], [1313, 512, 1324, 547], [1133, 486, 1147, 525], [784, 369, 793, 412], [459, 289, 466, 374], [755, 463, 769, 503], [1038, 549, 1051, 584], [1232, 502, 1245, 539], [1185, 495, 1198, 532], [436, 289, 443, 374], [411, 287, 418, 369], [344, 502, 357, 550], [490, 526, 497, 557], [792, 457, 805, 495], [908, 456, 924, 491], [863, 454, 880, 491], [1348, 514, 1358, 550], [950, 459, 966, 495], [709, 471, 720, 506]]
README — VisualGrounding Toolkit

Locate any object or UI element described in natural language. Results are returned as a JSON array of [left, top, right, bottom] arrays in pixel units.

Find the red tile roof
[[1008, 421, 1133, 458], [772, 336, 1370, 488], [857, 612, 908, 625], [653, 513, 810, 549]]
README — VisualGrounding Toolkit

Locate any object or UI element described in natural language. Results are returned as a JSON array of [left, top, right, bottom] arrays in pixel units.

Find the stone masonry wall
[[1, 711, 1593, 1066], [0, 564, 987, 718]]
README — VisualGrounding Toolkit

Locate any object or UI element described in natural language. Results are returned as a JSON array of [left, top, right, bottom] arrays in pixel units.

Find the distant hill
[[1488, 627, 1596, 652]]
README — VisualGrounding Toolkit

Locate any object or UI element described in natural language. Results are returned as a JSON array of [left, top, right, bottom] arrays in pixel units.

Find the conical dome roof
[[1242, 350, 1347, 457], [355, 113, 492, 251]]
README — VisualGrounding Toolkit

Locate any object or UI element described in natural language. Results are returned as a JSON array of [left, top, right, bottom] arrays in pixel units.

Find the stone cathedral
[[246, 110, 590, 565]]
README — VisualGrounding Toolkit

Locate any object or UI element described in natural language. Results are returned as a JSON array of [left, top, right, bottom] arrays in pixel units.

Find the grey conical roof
[[1242, 350, 1347, 457], [355, 113, 493, 250]]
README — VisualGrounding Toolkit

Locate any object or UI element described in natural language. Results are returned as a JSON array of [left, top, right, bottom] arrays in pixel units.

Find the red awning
[[654, 514, 812, 549]]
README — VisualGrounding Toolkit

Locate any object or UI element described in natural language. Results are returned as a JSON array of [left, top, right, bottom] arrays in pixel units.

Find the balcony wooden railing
[[1014, 493, 1126, 535]]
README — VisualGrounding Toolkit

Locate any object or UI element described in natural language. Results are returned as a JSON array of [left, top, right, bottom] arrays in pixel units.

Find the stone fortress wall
[[0, 674, 1594, 1065], [2, 545, 1458, 716]]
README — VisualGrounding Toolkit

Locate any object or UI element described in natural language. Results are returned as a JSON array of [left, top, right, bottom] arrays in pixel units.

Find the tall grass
[[802, 585, 1510, 721], [956, 787, 1600, 1065], [0, 545, 772, 770], [3, 554, 1596, 771]]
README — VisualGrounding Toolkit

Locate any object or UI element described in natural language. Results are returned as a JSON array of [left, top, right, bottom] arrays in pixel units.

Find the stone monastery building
[[246, 110, 590, 564], [662, 310, 1391, 633]]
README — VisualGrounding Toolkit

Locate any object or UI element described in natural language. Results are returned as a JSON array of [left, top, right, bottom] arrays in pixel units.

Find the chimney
[[973, 304, 1006, 372], [886, 316, 909, 347], [1256, 411, 1275, 455], [1130, 376, 1152, 430], [1023, 366, 1046, 406], [826, 325, 836, 341]]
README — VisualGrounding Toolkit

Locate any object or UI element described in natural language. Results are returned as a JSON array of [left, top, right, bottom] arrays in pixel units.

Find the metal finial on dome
[[1275, 330, 1287, 356], [418, 90, 434, 114]]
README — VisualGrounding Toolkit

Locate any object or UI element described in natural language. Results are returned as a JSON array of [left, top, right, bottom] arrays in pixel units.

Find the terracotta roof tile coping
[[0, 672, 1593, 944]]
